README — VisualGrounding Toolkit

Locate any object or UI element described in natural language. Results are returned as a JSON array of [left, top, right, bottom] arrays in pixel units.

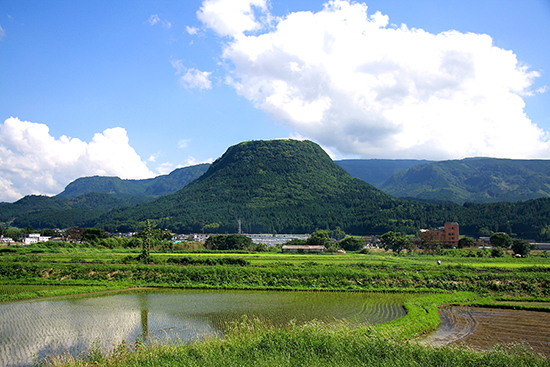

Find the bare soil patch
[[421, 306, 550, 357]]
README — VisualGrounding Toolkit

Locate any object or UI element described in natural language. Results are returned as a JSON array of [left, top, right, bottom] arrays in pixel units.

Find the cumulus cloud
[[0, 117, 154, 202], [180, 68, 212, 90], [171, 61, 212, 90], [197, 0, 268, 37], [198, 0, 549, 159]]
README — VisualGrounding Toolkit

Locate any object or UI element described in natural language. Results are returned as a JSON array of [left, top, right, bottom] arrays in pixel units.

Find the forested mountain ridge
[[56, 163, 210, 199], [93, 140, 550, 240], [334, 159, 432, 188], [98, 139, 419, 234], [381, 157, 550, 204], [0, 164, 210, 229], [2, 140, 550, 240], [94, 140, 550, 239]]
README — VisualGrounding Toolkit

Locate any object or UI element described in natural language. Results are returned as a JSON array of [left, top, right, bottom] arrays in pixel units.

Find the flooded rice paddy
[[0, 289, 406, 367], [422, 306, 550, 358]]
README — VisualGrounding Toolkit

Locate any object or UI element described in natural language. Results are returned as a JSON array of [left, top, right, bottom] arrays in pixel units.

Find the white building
[[23, 233, 51, 245], [0, 236, 14, 244]]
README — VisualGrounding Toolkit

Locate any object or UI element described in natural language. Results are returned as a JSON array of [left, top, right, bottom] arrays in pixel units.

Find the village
[[2, 222, 549, 254]]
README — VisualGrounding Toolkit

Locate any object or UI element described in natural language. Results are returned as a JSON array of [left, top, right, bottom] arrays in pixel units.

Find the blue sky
[[0, 0, 549, 201]]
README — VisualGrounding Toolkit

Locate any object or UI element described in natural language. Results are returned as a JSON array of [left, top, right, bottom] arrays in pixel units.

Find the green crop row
[[2, 260, 550, 297]]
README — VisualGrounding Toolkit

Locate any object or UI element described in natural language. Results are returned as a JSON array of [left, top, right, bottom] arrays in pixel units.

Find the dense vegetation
[[2, 141, 550, 240], [335, 158, 432, 188], [96, 140, 550, 240], [0, 164, 208, 229], [45, 317, 549, 367], [56, 164, 210, 199], [2, 242, 550, 366], [381, 157, 550, 204], [2, 240, 550, 296]]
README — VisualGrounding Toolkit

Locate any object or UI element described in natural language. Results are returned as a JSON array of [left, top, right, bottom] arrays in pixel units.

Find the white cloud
[[177, 139, 191, 149], [186, 26, 199, 35], [156, 162, 174, 175], [185, 156, 213, 166], [197, 0, 268, 37], [148, 153, 160, 162], [0, 117, 154, 202], [199, 0, 550, 159], [180, 68, 212, 90], [0, 25, 5, 40], [147, 14, 171, 28], [147, 14, 160, 26], [170, 59, 185, 74]]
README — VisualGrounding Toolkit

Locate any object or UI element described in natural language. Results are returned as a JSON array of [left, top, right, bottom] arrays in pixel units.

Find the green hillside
[[381, 158, 550, 204], [96, 141, 550, 239], [335, 159, 432, 188], [0, 164, 209, 229], [3, 141, 550, 240], [57, 163, 209, 199], [100, 140, 419, 234]]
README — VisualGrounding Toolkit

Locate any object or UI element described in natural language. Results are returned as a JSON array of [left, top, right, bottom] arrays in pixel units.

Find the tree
[[380, 231, 411, 254], [338, 236, 366, 252], [205, 234, 254, 250], [65, 227, 84, 243], [490, 232, 512, 248], [203, 222, 220, 233], [457, 236, 475, 249], [306, 230, 333, 247], [511, 239, 534, 257], [329, 227, 346, 241], [140, 219, 152, 262], [82, 228, 108, 243], [491, 246, 504, 258]]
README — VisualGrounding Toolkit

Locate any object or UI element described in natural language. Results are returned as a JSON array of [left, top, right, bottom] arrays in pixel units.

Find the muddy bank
[[421, 306, 550, 357]]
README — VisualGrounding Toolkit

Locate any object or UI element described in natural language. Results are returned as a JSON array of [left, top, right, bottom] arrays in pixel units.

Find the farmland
[[1, 243, 550, 366]]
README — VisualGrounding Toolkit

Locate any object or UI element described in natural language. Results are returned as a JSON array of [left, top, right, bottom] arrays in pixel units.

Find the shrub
[[338, 237, 366, 251], [491, 247, 505, 258]]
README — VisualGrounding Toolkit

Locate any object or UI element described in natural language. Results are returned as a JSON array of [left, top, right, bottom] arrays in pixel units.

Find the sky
[[0, 0, 549, 202]]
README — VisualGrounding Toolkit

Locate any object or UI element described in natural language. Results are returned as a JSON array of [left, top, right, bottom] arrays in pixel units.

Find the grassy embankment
[[2, 245, 550, 366]]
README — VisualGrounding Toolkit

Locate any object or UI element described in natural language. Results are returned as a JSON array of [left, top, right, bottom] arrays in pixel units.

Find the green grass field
[[2, 245, 550, 366]]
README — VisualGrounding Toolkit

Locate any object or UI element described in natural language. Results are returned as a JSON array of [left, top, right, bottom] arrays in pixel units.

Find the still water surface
[[0, 289, 405, 367]]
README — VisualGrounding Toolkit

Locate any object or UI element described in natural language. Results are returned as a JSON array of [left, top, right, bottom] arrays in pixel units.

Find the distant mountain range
[[12, 156, 550, 209], [379, 158, 550, 204], [1, 141, 550, 239], [334, 158, 550, 204], [56, 163, 210, 200], [334, 159, 433, 188]]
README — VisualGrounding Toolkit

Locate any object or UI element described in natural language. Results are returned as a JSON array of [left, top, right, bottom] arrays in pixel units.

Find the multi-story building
[[420, 222, 459, 248]]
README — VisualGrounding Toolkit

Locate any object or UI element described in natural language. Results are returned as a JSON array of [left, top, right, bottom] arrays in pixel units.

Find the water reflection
[[0, 289, 405, 367]]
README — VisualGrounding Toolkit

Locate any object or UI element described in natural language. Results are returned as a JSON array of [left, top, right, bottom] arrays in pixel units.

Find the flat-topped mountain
[[101, 139, 407, 233], [2, 140, 550, 240]]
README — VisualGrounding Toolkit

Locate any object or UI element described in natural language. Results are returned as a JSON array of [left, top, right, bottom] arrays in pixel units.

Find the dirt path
[[421, 306, 550, 357]]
